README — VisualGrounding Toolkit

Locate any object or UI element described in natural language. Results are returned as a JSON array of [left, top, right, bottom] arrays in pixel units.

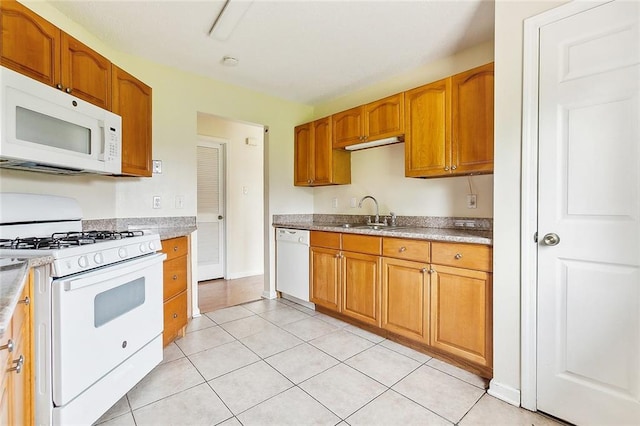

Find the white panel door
[[197, 140, 225, 281], [537, 1, 640, 424]]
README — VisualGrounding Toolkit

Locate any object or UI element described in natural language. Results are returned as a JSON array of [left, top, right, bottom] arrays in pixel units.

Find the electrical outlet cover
[[467, 194, 477, 209]]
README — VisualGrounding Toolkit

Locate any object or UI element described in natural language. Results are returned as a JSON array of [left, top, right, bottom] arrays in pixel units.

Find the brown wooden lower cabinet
[[0, 272, 33, 425], [430, 264, 492, 367], [381, 257, 430, 343], [161, 236, 189, 347], [309, 231, 493, 378], [342, 251, 380, 326]]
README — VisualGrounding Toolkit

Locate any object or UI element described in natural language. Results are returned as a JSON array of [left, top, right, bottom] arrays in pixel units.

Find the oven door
[[51, 253, 165, 406]]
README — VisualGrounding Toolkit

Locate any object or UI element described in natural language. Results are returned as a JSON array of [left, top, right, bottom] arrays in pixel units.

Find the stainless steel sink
[[341, 223, 408, 231]]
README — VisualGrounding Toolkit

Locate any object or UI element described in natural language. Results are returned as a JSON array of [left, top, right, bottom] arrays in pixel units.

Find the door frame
[[196, 135, 228, 280], [520, 0, 611, 411]]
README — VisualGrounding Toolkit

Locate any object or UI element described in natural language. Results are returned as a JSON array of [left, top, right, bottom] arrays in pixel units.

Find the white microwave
[[0, 66, 122, 175]]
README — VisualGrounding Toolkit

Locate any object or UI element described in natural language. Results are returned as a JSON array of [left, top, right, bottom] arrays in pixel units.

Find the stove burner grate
[[0, 230, 146, 250]]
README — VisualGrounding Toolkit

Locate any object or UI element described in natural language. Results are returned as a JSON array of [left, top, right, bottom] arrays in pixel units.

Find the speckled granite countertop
[[83, 217, 196, 240], [273, 214, 492, 245], [0, 256, 53, 338]]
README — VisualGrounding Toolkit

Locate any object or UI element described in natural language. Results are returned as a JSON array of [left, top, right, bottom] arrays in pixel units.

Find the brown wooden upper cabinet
[[0, 0, 111, 110], [405, 62, 494, 178], [112, 65, 153, 177], [294, 117, 350, 186], [332, 93, 404, 149]]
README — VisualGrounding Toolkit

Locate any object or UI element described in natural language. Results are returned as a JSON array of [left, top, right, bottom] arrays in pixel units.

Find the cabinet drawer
[[342, 234, 381, 255], [0, 320, 12, 382], [383, 238, 430, 262], [163, 256, 187, 301], [310, 231, 341, 249], [161, 236, 188, 261], [431, 242, 492, 272], [163, 291, 188, 347]]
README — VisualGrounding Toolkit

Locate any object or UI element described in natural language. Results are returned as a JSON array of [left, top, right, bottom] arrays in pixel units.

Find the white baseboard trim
[[262, 289, 278, 299], [226, 270, 264, 280], [488, 380, 521, 407]]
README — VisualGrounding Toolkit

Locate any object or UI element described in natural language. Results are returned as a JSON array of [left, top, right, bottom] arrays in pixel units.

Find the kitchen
[[1, 0, 638, 425]]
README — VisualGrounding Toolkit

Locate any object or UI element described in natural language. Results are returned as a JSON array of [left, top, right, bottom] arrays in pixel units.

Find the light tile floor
[[95, 298, 563, 426]]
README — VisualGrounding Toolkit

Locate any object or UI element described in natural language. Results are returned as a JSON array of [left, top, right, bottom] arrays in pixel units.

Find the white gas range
[[0, 193, 166, 425]]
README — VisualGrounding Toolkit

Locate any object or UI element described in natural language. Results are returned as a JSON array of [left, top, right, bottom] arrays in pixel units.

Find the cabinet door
[[364, 93, 404, 141], [0, 0, 61, 87], [312, 117, 332, 185], [61, 33, 111, 110], [381, 258, 429, 342], [451, 62, 494, 175], [332, 106, 364, 148], [342, 251, 380, 326], [310, 247, 341, 312], [294, 122, 313, 186], [112, 65, 153, 177], [163, 291, 188, 347], [430, 264, 492, 367], [404, 78, 451, 177]]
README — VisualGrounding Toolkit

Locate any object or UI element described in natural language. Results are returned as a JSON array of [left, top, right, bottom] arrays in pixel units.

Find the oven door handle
[[63, 253, 167, 291]]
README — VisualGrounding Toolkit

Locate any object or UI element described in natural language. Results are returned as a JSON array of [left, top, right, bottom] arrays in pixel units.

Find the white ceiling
[[50, 0, 495, 105]]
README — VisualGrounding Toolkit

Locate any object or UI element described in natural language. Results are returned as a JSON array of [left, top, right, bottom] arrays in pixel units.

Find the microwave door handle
[[97, 120, 106, 161]]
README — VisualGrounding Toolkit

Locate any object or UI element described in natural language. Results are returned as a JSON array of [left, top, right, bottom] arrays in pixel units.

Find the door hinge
[[533, 232, 538, 243]]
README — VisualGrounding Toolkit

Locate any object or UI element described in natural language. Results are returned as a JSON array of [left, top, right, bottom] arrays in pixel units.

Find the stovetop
[[0, 230, 162, 277], [0, 230, 145, 250]]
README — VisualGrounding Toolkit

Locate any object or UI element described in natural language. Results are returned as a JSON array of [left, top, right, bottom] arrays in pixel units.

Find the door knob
[[218, 215, 224, 220], [542, 233, 560, 246]]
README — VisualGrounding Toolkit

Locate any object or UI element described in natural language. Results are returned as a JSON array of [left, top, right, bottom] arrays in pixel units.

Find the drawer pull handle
[[0, 339, 14, 353], [455, 253, 463, 260], [173, 313, 178, 319], [8, 355, 24, 374], [173, 246, 179, 251], [399, 247, 407, 252], [173, 275, 178, 280], [19, 296, 30, 305]]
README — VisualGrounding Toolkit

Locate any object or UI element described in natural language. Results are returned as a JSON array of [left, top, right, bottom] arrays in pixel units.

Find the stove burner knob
[[118, 248, 127, 258], [139, 244, 148, 253], [148, 242, 156, 251], [78, 256, 89, 268], [94, 253, 104, 264]]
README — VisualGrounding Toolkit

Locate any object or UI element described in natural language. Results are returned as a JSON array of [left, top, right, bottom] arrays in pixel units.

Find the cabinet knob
[[334, 253, 341, 258], [65, 87, 72, 94], [0, 339, 14, 353], [8, 355, 24, 374], [173, 313, 178, 319], [451, 165, 457, 170], [56, 83, 63, 90], [172, 275, 178, 280], [444, 167, 450, 171], [173, 246, 179, 251], [399, 247, 407, 252], [421, 268, 428, 273], [430, 269, 435, 274], [19, 296, 30, 305], [454, 253, 462, 260]]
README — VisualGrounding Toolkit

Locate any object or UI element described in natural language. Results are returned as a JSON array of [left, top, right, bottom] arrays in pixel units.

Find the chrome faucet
[[358, 195, 380, 224]]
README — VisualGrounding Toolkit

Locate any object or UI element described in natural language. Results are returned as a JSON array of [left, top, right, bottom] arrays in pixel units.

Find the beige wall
[[491, 0, 568, 404], [197, 114, 264, 279], [312, 41, 495, 219]]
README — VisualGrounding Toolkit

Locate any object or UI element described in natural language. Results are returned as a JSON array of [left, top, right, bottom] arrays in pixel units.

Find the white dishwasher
[[276, 228, 311, 306]]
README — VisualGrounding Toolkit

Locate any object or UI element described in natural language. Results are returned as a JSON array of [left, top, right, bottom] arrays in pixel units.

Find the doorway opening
[[197, 112, 265, 313]]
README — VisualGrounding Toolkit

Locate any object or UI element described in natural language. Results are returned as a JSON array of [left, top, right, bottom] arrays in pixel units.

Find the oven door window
[[94, 277, 145, 327]]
